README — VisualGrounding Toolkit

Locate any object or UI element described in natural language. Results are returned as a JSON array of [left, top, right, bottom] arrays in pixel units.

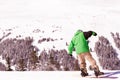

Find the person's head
[[77, 29, 83, 32], [74, 29, 83, 36]]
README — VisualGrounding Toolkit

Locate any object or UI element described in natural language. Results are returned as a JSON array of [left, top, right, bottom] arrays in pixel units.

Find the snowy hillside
[[0, 0, 120, 80]]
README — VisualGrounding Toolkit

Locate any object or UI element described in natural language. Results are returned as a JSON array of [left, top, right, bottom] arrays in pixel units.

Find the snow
[[0, 0, 120, 80], [0, 71, 120, 80]]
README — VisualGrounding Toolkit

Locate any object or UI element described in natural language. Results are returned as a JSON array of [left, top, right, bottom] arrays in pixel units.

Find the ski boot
[[80, 68, 89, 77], [93, 68, 104, 77]]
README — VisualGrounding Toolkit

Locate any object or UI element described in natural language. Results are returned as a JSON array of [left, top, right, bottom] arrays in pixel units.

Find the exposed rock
[[0, 37, 39, 71], [38, 49, 80, 71], [0, 62, 6, 71], [95, 36, 120, 70]]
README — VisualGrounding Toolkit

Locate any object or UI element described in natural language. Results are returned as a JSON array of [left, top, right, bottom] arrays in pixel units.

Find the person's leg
[[84, 52, 99, 70], [77, 54, 88, 76], [77, 54, 86, 71], [85, 52, 104, 76]]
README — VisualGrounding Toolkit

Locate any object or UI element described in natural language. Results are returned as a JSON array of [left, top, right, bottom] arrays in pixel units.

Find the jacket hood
[[74, 30, 83, 36]]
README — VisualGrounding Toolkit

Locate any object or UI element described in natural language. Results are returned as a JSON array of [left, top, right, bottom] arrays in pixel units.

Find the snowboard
[[85, 75, 118, 79], [82, 72, 118, 79]]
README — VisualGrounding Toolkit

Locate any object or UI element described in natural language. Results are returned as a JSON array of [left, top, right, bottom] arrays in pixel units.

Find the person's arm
[[68, 40, 74, 55], [83, 31, 97, 40]]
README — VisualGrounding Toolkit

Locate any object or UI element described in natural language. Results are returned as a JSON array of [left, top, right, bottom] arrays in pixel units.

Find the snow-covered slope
[[0, 71, 120, 80], [0, 0, 120, 80], [1, 0, 120, 50]]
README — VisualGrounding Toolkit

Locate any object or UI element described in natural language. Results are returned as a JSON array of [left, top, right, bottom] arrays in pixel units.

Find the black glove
[[92, 31, 97, 36], [94, 32, 97, 36], [86, 40, 90, 44], [73, 48, 75, 51], [69, 54, 72, 56]]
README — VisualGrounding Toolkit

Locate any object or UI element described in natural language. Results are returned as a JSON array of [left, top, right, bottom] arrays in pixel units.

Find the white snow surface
[[0, 70, 120, 80], [0, 0, 120, 80]]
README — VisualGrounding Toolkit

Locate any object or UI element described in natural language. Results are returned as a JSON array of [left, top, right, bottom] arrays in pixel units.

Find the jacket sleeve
[[68, 40, 74, 54]]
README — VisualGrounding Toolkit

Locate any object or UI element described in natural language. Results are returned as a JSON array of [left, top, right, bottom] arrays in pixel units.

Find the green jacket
[[68, 30, 96, 54]]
